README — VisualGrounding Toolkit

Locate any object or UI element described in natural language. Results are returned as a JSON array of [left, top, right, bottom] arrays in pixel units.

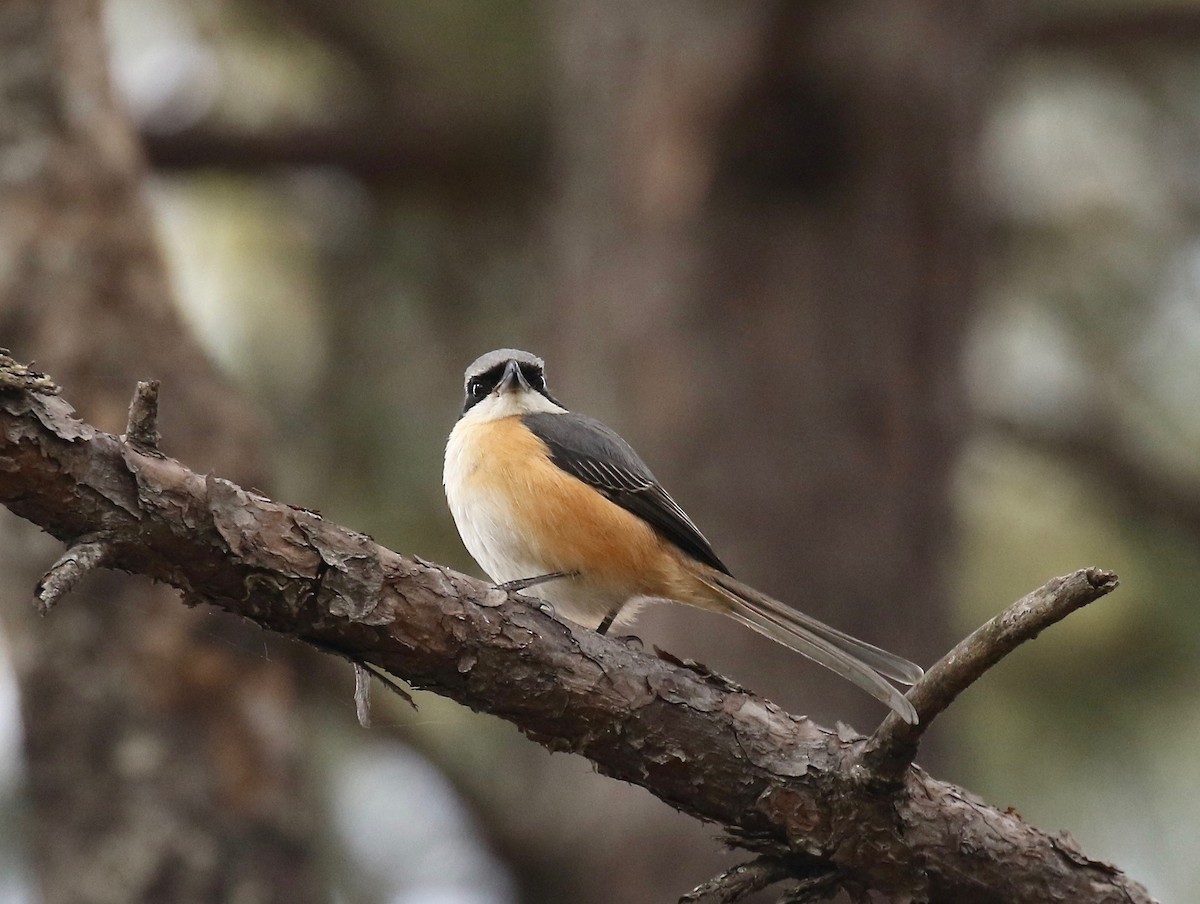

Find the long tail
[[695, 570, 922, 724]]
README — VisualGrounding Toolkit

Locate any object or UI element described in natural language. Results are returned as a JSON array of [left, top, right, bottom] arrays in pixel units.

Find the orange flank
[[449, 415, 707, 611]]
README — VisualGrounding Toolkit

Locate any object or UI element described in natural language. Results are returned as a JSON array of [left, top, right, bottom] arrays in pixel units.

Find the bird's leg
[[596, 607, 621, 636], [595, 607, 641, 646], [496, 571, 577, 593]]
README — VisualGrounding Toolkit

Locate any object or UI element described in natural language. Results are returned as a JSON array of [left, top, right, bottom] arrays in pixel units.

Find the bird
[[443, 348, 923, 723]]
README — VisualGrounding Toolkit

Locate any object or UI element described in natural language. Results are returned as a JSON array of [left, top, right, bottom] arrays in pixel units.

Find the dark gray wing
[[523, 412, 730, 575]]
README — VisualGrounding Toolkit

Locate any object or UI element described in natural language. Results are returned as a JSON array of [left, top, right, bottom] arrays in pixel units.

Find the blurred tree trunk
[[536, 2, 1008, 902], [0, 3, 325, 902]]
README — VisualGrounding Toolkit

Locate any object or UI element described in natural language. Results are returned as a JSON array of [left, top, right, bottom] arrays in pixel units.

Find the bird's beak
[[497, 359, 530, 395]]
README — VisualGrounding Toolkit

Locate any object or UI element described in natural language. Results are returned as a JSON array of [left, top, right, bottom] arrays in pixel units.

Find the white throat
[[457, 387, 566, 426]]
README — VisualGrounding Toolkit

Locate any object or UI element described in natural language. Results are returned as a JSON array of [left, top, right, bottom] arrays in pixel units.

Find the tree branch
[[0, 356, 1155, 904], [142, 117, 542, 198], [33, 537, 110, 614], [123, 379, 160, 451], [861, 567, 1118, 779], [678, 856, 829, 904]]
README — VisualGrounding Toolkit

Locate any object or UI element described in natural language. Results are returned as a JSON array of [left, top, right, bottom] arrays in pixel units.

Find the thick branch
[[0, 361, 1154, 904]]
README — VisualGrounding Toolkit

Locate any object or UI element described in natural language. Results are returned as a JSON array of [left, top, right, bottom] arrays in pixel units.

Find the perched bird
[[443, 348, 922, 722]]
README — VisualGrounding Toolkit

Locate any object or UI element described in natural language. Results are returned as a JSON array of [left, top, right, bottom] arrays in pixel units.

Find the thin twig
[[306, 639, 418, 712], [353, 663, 372, 727], [0, 353, 59, 395], [357, 662, 417, 710], [680, 856, 796, 904], [124, 379, 161, 450], [860, 567, 1119, 778], [34, 539, 111, 614], [775, 871, 841, 903]]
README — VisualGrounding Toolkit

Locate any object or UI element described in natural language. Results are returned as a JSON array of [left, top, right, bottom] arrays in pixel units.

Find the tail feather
[[698, 571, 921, 725]]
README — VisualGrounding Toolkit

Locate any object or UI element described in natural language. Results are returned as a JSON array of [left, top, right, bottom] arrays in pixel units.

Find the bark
[[0, 2, 323, 901], [0, 358, 1154, 904]]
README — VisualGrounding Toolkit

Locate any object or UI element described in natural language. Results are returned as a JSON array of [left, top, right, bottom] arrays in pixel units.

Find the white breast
[[444, 417, 539, 585], [444, 385, 570, 583]]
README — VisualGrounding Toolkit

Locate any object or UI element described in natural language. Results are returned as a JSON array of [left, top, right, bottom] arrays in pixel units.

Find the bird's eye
[[469, 379, 486, 398], [526, 370, 545, 391]]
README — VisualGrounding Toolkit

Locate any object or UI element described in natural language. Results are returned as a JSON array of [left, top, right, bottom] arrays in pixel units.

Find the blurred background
[[0, 1, 1197, 902]]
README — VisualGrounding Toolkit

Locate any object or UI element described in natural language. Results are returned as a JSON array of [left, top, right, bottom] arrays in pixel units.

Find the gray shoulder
[[522, 412, 659, 485]]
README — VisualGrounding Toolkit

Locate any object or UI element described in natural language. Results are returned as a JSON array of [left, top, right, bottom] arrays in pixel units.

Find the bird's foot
[[495, 571, 576, 593]]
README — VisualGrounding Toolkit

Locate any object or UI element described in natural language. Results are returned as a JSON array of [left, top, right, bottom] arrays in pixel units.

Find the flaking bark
[[0, 362, 1154, 904], [0, 3, 324, 899]]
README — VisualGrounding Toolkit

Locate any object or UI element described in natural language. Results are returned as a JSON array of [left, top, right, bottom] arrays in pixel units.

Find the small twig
[[306, 640, 418, 712], [860, 567, 1119, 778], [680, 857, 800, 904], [353, 662, 372, 727], [358, 661, 417, 710], [775, 871, 841, 903], [124, 379, 161, 450], [34, 539, 111, 613], [0, 352, 59, 395]]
